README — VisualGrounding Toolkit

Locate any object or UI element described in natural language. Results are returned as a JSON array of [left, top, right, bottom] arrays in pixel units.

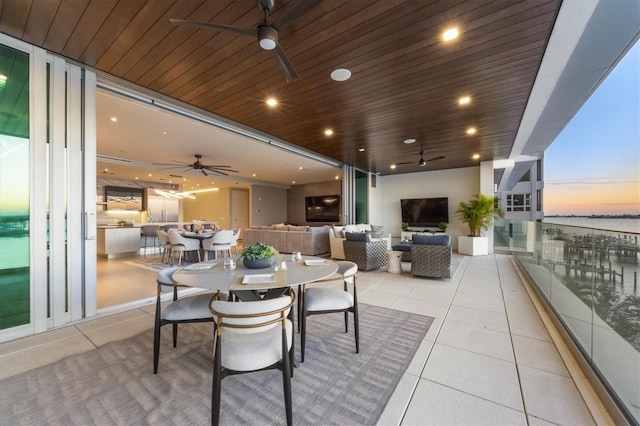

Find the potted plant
[[438, 222, 448, 233], [401, 222, 409, 231], [455, 194, 504, 256], [241, 242, 279, 269]]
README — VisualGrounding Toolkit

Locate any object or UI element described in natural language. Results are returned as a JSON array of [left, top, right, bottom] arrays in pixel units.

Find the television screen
[[305, 195, 340, 222], [400, 197, 449, 228]]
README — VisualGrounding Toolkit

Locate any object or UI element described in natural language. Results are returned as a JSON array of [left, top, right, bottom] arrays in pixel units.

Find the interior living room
[[0, 0, 638, 424]]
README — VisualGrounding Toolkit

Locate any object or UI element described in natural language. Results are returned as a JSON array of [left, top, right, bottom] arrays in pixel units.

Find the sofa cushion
[[343, 224, 359, 233], [356, 223, 372, 232], [274, 224, 289, 231], [332, 225, 345, 238], [308, 225, 328, 233], [261, 225, 275, 230], [289, 225, 308, 232], [345, 232, 372, 243], [412, 234, 451, 246], [371, 224, 385, 238]]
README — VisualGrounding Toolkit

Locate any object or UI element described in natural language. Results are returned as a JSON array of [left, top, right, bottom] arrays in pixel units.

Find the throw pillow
[[371, 224, 385, 238], [274, 224, 289, 231], [412, 234, 451, 246], [332, 225, 345, 238], [309, 225, 328, 233], [289, 225, 308, 231], [356, 223, 372, 232], [344, 224, 359, 233], [345, 231, 372, 243]]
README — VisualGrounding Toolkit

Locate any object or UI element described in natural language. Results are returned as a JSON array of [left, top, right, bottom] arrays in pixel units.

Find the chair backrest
[[157, 266, 180, 293], [231, 229, 241, 244], [210, 294, 293, 335], [156, 229, 170, 244], [141, 224, 161, 236], [336, 261, 358, 284], [211, 229, 234, 245], [167, 229, 183, 245]]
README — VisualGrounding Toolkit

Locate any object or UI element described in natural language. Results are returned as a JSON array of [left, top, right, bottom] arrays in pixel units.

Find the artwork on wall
[[105, 186, 145, 211]]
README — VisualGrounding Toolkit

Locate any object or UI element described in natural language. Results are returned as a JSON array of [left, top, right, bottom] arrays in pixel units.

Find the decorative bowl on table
[[241, 243, 279, 269]]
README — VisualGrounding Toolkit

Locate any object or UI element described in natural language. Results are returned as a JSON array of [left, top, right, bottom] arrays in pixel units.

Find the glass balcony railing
[[495, 219, 640, 424]]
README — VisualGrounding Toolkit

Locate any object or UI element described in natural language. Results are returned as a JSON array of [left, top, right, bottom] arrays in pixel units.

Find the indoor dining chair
[[204, 229, 234, 261], [167, 229, 201, 265], [230, 229, 241, 256], [209, 291, 295, 426], [300, 261, 359, 362], [156, 229, 173, 263], [153, 266, 225, 374]]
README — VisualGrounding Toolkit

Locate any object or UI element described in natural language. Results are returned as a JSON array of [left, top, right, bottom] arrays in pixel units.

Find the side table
[[387, 250, 403, 274]]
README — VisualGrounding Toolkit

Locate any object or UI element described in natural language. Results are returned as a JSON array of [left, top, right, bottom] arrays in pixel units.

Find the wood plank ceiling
[[0, 0, 560, 175]]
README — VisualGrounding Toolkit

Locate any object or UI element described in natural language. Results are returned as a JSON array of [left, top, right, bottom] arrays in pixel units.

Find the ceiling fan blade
[[394, 162, 413, 166], [153, 161, 190, 166], [426, 155, 445, 162], [272, 44, 298, 81], [271, 0, 321, 30], [200, 168, 208, 177], [202, 164, 233, 169], [170, 19, 257, 37], [204, 166, 239, 173]]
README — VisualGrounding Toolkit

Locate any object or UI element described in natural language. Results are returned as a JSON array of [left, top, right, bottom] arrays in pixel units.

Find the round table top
[[173, 254, 338, 292]]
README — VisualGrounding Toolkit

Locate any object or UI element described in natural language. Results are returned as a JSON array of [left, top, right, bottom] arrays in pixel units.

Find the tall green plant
[[456, 194, 504, 237]]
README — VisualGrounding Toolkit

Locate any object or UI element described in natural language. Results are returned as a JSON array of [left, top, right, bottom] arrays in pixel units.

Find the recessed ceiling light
[[330, 68, 351, 82], [299, 166, 303, 170], [104, 168, 109, 172], [458, 96, 471, 105], [443, 27, 459, 42], [162, 131, 168, 135], [390, 164, 397, 169], [110, 117, 118, 122], [335, 175, 339, 180], [148, 173, 152, 177], [135, 177, 139, 180], [324, 129, 334, 136], [266, 98, 278, 107], [472, 154, 480, 160], [466, 127, 477, 135], [292, 181, 296, 184], [403, 138, 416, 144], [252, 173, 256, 177], [358, 148, 365, 152]]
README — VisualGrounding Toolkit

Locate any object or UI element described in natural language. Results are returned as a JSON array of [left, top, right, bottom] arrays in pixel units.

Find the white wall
[[375, 167, 480, 251]]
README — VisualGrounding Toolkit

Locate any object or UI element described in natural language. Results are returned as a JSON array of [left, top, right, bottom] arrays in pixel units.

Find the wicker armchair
[[343, 239, 388, 271], [410, 235, 452, 278]]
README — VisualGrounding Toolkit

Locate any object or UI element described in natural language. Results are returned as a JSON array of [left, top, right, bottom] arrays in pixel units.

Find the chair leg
[[344, 312, 348, 333], [354, 308, 359, 354], [211, 335, 222, 426], [297, 285, 302, 334], [281, 329, 293, 426], [300, 309, 307, 363], [172, 323, 178, 348], [153, 297, 162, 374]]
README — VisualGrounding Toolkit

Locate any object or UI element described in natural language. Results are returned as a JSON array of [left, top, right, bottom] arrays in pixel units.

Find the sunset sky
[[543, 41, 639, 216]]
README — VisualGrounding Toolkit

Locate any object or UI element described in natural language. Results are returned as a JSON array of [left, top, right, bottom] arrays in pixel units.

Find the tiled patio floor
[[0, 254, 612, 425]]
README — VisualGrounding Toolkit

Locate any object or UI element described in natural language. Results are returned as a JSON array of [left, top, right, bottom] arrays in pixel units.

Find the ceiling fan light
[[258, 26, 278, 50], [419, 159, 426, 166]]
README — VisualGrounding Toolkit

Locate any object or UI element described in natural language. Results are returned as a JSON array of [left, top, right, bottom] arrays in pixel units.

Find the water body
[[0, 235, 29, 269], [543, 217, 639, 234]]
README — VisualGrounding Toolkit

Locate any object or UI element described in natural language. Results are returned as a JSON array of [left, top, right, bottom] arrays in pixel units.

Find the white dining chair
[[300, 261, 359, 362], [204, 229, 234, 261], [153, 266, 225, 374], [156, 229, 173, 263], [167, 229, 201, 265], [209, 290, 295, 426], [230, 229, 241, 256]]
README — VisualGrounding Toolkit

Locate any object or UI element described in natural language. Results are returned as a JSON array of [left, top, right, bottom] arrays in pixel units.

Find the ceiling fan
[[153, 154, 238, 177], [396, 151, 445, 167], [170, 0, 320, 82]]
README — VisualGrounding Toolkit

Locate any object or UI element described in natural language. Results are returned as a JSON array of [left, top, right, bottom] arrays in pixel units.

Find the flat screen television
[[400, 197, 449, 228], [305, 195, 340, 222]]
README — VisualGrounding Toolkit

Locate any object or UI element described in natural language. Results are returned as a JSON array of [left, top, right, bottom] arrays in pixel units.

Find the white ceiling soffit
[[511, 0, 640, 159]]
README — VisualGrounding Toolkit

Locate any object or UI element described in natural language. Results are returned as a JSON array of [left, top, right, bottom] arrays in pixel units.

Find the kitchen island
[[97, 225, 140, 259]]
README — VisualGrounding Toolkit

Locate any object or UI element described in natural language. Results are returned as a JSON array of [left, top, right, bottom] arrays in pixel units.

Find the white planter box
[[458, 236, 488, 256]]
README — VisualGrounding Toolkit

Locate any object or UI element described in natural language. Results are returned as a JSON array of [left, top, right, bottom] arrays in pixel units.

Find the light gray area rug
[[0, 304, 433, 425]]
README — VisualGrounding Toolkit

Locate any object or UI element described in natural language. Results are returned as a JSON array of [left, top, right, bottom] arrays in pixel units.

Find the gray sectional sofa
[[243, 224, 330, 256]]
